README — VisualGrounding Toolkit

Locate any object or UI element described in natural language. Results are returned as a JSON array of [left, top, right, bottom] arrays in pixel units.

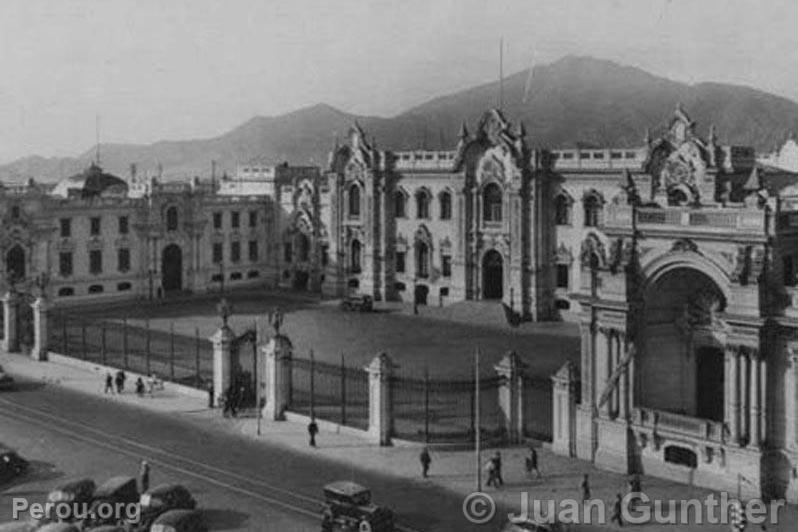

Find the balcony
[[604, 205, 768, 236], [632, 407, 725, 444]]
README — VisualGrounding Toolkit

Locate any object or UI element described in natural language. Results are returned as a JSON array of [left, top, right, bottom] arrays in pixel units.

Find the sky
[[0, 0, 796, 164]]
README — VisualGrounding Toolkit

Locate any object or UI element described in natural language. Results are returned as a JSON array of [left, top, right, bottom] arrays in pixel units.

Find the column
[[495, 351, 527, 443], [551, 361, 578, 457], [30, 296, 49, 362], [749, 350, 761, 448], [759, 357, 767, 446], [2, 291, 20, 353], [788, 354, 798, 450], [580, 321, 594, 407], [211, 324, 234, 408], [262, 334, 293, 421], [618, 332, 629, 420], [726, 346, 741, 445], [597, 327, 612, 418], [365, 353, 394, 446], [742, 349, 751, 445]]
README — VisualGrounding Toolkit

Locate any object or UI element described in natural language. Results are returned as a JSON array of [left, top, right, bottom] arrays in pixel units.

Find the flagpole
[[475, 347, 482, 492], [499, 38, 504, 112]]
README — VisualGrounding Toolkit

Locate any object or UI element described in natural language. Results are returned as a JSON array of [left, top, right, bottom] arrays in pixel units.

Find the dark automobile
[[340, 294, 374, 312], [0, 365, 13, 390], [47, 478, 96, 521], [0, 448, 29, 484], [499, 517, 569, 532], [133, 484, 196, 529], [81, 476, 138, 528], [321, 481, 394, 532], [83, 527, 127, 532], [36, 524, 81, 532], [149, 509, 208, 532]]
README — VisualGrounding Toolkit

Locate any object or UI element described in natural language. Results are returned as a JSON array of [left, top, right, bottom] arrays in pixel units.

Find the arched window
[[166, 206, 179, 231], [555, 194, 571, 225], [415, 190, 430, 219], [583, 194, 602, 227], [483, 183, 503, 222], [394, 190, 407, 218], [416, 242, 430, 278], [350, 239, 362, 273], [439, 191, 452, 220], [348, 184, 361, 219]]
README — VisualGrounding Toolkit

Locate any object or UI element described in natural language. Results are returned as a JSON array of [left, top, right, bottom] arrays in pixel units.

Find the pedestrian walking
[[420, 447, 431, 478], [628, 473, 642, 507], [114, 370, 126, 394], [308, 419, 319, 447], [492, 451, 503, 487], [135, 377, 145, 397], [139, 460, 150, 493], [610, 493, 623, 527], [104, 373, 114, 394], [484, 458, 497, 488], [207, 383, 214, 408], [581, 473, 591, 502], [226, 385, 238, 417], [525, 447, 541, 479]]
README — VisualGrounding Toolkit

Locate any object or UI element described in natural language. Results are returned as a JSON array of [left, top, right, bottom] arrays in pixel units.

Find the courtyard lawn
[[77, 291, 580, 380]]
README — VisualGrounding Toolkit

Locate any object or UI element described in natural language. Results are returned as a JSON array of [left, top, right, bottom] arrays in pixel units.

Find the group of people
[[219, 384, 247, 417], [416, 446, 542, 484], [104, 370, 163, 397]]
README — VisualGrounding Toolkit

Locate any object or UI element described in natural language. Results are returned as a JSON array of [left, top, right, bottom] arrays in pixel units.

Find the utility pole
[[475, 347, 482, 492]]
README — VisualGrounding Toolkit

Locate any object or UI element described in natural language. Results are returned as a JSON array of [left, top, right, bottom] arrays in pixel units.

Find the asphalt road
[[0, 381, 492, 532]]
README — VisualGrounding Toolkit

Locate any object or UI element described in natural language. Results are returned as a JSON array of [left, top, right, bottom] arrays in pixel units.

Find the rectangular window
[[249, 210, 257, 228], [231, 241, 241, 263], [213, 212, 222, 230], [212, 243, 223, 264], [90, 217, 101, 236], [442, 255, 452, 277], [117, 248, 130, 272], [60, 218, 71, 238], [89, 250, 102, 274], [248, 240, 258, 262], [59, 252, 73, 277], [556, 264, 569, 289], [118, 216, 129, 235], [284, 242, 292, 263], [396, 251, 406, 273], [231, 211, 240, 229]]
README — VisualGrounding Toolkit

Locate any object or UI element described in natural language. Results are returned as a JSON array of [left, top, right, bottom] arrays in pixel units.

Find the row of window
[[58, 249, 130, 277], [210, 270, 261, 282], [554, 194, 602, 227], [58, 208, 260, 238], [393, 189, 453, 220], [394, 248, 452, 278], [212, 240, 259, 264], [57, 282, 132, 297]]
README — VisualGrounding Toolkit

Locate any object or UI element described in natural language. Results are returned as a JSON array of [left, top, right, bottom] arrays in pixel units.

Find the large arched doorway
[[161, 244, 183, 293], [638, 266, 727, 420], [482, 250, 503, 299], [6, 245, 25, 283]]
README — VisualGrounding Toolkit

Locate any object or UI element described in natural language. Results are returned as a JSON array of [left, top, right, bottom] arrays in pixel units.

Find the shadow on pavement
[[7, 381, 47, 393], [1, 460, 63, 492], [202, 508, 250, 530]]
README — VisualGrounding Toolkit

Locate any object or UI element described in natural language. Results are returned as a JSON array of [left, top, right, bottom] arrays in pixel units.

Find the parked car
[[0, 448, 29, 484], [47, 478, 96, 521], [83, 527, 127, 532], [321, 481, 394, 532], [36, 524, 81, 532], [0, 365, 14, 390], [81, 476, 138, 528], [133, 484, 196, 529], [149, 509, 207, 532], [340, 294, 374, 312], [0, 516, 52, 532], [500, 516, 569, 532]]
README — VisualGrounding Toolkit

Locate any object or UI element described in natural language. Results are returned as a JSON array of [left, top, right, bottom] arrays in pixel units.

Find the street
[[0, 380, 489, 531]]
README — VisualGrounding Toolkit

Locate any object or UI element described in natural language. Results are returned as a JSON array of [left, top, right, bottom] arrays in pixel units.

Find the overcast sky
[[0, 0, 794, 163]]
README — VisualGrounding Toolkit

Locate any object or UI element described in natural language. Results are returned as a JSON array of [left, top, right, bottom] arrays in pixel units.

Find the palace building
[[323, 106, 798, 501]]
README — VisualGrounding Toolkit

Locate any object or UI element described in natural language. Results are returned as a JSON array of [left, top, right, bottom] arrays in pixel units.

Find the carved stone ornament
[[580, 234, 606, 269], [671, 238, 698, 254], [683, 288, 725, 328]]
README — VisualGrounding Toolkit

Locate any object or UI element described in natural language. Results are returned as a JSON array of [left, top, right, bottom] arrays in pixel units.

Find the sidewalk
[[1, 351, 794, 531]]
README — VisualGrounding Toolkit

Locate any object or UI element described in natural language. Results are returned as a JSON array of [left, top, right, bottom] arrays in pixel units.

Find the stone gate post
[[2, 291, 19, 353], [30, 296, 50, 361], [262, 334, 293, 421], [366, 353, 395, 446], [211, 324, 234, 408], [495, 351, 527, 444], [551, 361, 579, 457]]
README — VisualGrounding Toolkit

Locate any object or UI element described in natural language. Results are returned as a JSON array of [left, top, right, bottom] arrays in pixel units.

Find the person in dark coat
[[308, 419, 319, 447], [581, 474, 591, 502], [491, 451, 503, 487], [610, 493, 623, 527], [420, 447, 431, 478], [526, 447, 541, 479], [114, 370, 126, 394], [135, 377, 145, 397], [104, 373, 114, 394], [139, 460, 150, 493]]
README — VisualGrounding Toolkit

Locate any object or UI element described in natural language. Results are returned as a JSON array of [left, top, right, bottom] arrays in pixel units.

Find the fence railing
[[48, 312, 213, 389]]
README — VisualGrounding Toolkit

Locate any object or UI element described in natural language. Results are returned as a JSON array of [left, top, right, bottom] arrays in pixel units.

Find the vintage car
[[321, 481, 394, 532], [0, 365, 13, 390], [81, 476, 138, 528], [36, 524, 81, 532], [340, 294, 374, 312], [46, 478, 97, 521], [83, 527, 127, 532], [133, 484, 196, 528], [500, 517, 569, 532], [149, 509, 208, 532], [0, 448, 29, 484], [0, 516, 52, 532]]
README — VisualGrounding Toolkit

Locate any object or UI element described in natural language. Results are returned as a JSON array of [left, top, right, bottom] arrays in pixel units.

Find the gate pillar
[[366, 353, 395, 446], [30, 296, 50, 361], [2, 291, 20, 353], [262, 334, 293, 421], [211, 324, 234, 408], [551, 361, 579, 457], [495, 351, 527, 443]]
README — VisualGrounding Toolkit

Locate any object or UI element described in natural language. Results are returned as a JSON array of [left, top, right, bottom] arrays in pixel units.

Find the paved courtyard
[[74, 289, 580, 379]]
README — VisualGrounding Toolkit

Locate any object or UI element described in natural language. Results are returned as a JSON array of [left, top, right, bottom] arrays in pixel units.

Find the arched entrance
[[482, 250, 503, 299], [6, 245, 25, 283], [638, 266, 727, 420], [161, 244, 183, 293]]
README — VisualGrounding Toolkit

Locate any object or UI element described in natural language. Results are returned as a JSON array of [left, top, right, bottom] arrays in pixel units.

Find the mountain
[[5, 56, 798, 183]]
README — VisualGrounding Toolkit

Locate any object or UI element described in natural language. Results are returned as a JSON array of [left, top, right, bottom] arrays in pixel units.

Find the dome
[[51, 163, 129, 198]]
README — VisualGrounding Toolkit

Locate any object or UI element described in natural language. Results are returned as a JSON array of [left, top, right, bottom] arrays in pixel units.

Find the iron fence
[[523, 375, 553, 442]]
